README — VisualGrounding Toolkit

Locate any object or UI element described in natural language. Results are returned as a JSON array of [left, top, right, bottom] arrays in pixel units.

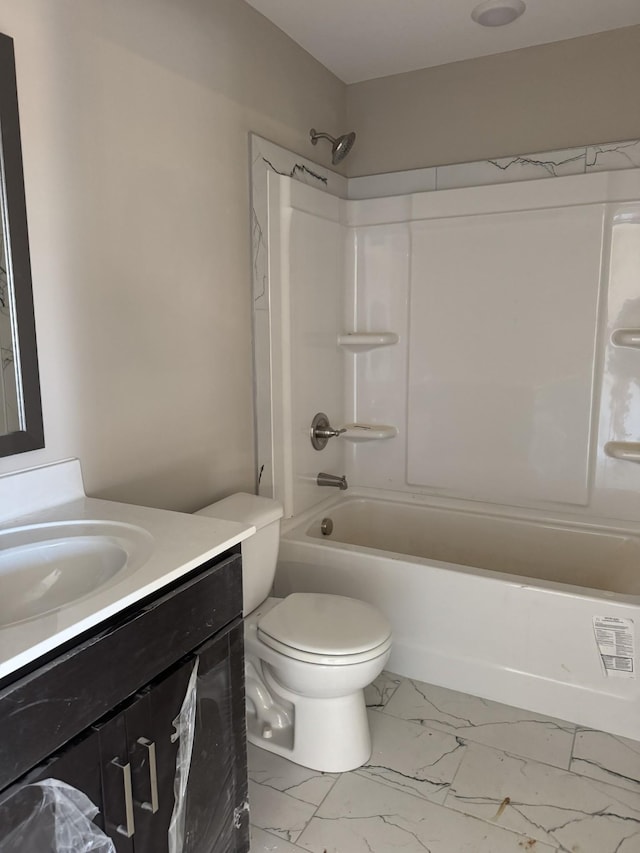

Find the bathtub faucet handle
[[310, 412, 346, 450], [323, 426, 347, 438], [317, 472, 348, 490]]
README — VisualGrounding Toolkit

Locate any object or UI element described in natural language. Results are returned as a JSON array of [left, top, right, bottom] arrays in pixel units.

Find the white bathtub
[[275, 493, 640, 740]]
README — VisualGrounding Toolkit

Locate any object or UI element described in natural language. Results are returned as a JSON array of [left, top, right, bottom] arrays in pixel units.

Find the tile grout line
[[294, 768, 343, 840], [312, 769, 342, 814], [439, 734, 469, 811], [557, 730, 640, 795], [254, 825, 308, 852], [246, 762, 338, 847], [568, 724, 578, 770], [249, 763, 344, 808]]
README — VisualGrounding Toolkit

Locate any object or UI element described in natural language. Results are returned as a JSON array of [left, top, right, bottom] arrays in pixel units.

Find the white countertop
[[0, 488, 254, 683]]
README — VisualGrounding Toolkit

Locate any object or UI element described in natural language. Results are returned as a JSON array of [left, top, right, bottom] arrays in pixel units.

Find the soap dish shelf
[[341, 423, 397, 443], [338, 332, 398, 352], [611, 329, 640, 348], [604, 441, 640, 463]]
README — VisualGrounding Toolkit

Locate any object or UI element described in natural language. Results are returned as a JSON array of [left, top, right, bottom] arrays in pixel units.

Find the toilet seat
[[257, 632, 392, 666], [257, 592, 392, 665]]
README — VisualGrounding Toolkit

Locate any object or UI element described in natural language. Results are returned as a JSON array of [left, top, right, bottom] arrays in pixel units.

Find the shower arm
[[310, 130, 337, 145]]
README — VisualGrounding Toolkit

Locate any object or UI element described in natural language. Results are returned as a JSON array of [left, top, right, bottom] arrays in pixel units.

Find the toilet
[[196, 493, 392, 773]]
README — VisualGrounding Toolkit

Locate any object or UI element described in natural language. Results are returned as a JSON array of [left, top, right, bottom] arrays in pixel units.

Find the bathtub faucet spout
[[317, 472, 348, 490]]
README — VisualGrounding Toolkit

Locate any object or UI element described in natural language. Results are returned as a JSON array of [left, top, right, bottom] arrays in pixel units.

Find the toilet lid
[[257, 593, 391, 657]]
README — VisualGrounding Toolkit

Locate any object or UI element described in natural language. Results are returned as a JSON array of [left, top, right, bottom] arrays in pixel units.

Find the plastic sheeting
[[178, 635, 246, 853], [168, 658, 199, 853], [0, 778, 115, 853]]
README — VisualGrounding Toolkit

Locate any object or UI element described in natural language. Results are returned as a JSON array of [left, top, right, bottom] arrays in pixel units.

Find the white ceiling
[[245, 0, 640, 84]]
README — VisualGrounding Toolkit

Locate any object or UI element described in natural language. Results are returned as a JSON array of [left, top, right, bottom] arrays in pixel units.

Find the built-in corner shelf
[[611, 329, 640, 348], [341, 423, 398, 443], [337, 332, 399, 352], [604, 441, 640, 463]]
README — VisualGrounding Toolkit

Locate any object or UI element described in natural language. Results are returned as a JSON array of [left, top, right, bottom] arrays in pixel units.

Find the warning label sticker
[[593, 616, 635, 678]]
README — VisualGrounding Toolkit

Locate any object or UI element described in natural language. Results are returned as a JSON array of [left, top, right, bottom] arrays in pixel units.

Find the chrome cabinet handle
[[111, 758, 136, 838], [136, 737, 160, 814]]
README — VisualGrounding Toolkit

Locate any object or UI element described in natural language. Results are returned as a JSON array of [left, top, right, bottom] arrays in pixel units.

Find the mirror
[[0, 31, 43, 457]]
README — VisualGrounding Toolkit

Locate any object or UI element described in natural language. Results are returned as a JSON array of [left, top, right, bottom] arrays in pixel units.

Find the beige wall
[[346, 26, 640, 176], [3, 2, 638, 510], [0, 0, 345, 509]]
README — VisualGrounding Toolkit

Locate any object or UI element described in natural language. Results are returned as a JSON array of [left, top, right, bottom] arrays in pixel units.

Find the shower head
[[309, 128, 356, 165]]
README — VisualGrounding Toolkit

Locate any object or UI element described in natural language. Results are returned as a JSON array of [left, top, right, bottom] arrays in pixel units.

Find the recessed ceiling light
[[471, 0, 526, 27]]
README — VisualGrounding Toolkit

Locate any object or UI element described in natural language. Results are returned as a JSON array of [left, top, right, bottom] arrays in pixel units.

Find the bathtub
[[275, 492, 640, 740]]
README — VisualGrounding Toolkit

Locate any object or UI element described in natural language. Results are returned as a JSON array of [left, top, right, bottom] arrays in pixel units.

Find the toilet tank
[[195, 493, 284, 614]]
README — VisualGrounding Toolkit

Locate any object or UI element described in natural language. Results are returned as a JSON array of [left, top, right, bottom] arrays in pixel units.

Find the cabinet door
[[0, 729, 109, 851], [126, 621, 247, 853], [124, 659, 195, 853], [182, 622, 249, 853]]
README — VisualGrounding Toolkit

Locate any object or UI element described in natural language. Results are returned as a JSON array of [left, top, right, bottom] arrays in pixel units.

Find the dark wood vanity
[[0, 546, 249, 853]]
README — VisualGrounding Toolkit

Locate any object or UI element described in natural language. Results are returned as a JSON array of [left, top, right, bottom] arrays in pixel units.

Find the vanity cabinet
[[0, 548, 249, 853]]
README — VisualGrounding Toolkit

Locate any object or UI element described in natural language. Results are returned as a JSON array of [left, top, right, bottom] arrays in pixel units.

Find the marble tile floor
[[248, 672, 640, 853]]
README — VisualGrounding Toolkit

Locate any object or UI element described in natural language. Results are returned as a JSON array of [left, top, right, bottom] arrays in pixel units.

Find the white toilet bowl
[[244, 595, 391, 772], [195, 493, 392, 773]]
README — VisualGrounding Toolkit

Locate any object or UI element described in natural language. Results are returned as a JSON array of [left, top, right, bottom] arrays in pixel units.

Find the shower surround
[[251, 133, 640, 521], [250, 133, 640, 736]]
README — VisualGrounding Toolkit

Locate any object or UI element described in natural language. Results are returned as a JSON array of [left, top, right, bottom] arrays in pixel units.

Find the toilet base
[[246, 659, 372, 772]]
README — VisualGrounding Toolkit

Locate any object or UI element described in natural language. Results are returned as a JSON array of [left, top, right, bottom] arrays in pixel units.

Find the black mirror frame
[[0, 32, 43, 457]]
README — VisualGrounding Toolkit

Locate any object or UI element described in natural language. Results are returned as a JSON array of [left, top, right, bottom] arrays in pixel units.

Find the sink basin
[[0, 521, 154, 627]]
